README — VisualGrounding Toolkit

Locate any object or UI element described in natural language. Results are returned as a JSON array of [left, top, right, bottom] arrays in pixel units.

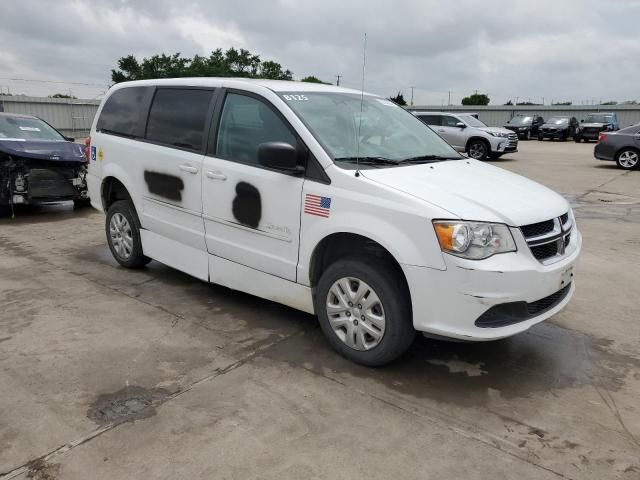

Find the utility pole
[[448, 90, 451, 106], [336, 74, 342, 86], [409, 86, 415, 106]]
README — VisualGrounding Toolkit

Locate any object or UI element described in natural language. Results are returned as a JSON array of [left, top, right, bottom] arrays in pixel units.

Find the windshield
[[585, 114, 612, 123], [0, 115, 65, 141], [548, 117, 569, 125], [507, 116, 533, 125], [279, 92, 461, 166], [458, 115, 487, 128]]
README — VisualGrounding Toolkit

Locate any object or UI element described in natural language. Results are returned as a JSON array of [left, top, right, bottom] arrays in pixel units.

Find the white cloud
[[0, 0, 638, 104]]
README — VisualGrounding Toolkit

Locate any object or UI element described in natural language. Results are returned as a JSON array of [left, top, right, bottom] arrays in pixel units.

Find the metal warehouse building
[[407, 105, 640, 128], [0, 95, 100, 139], [2, 94, 640, 137]]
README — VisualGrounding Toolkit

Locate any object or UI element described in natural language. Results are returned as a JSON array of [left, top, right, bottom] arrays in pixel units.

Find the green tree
[[461, 93, 490, 106], [388, 92, 407, 106], [621, 100, 638, 105], [111, 48, 294, 83], [300, 75, 328, 84], [552, 101, 572, 105], [601, 101, 618, 105]]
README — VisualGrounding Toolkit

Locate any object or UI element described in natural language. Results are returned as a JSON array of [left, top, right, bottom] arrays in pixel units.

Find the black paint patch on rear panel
[[232, 182, 261, 228], [144, 171, 184, 202]]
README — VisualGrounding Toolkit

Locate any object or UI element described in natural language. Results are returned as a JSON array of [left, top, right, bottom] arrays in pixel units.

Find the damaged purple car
[[0, 113, 89, 213]]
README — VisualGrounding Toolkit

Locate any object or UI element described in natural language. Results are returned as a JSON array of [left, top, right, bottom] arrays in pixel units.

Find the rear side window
[[418, 115, 441, 126], [97, 87, 153, 137], [620, 124, 640, 134], [146, 88, 214, 152]]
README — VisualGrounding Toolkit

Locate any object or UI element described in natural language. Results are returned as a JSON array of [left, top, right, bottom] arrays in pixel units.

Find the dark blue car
[[0, 113, 89, 212]]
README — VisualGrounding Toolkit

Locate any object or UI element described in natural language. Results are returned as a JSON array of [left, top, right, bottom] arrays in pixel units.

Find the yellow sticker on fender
[[97, 148, 104, 161]]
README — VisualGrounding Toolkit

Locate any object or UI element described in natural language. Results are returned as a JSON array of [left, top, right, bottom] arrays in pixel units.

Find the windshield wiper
[[334, 156, 401, 165], [400, 154, 463, 163]]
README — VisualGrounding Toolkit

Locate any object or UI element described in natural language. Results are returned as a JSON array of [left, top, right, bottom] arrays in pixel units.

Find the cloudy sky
[[1, 0, 639, 105]]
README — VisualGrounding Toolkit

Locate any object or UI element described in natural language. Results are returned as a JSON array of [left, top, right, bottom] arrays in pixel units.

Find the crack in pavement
[[0, 329, 304, 480]]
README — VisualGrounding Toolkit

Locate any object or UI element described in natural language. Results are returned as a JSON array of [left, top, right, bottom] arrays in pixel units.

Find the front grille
[[520, 212, 572, 263], [584, 127, 601, 134], [531, 241, 558, 260], [506, 133, 518, 148], [475, 283, 573, 328], [527, 283, 572, 315], [521, 219, 555, 238]]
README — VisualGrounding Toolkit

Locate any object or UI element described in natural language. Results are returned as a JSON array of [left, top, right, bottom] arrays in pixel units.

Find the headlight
[[433, 221, 517, 259], [488, 132, 509, 138]]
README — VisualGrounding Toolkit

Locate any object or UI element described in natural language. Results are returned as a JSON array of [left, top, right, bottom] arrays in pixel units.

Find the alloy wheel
[[618, 150, 639, 169], [468, 142, 487, 159], [326, 277, 386, 351], [110, 213, 134, 260]]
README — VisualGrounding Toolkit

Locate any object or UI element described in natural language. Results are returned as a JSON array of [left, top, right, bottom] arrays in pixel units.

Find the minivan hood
[[0, 139, 85, 163], [541, 123, 568, 129], [581, 122, 608, 128], [362, 160, 568, 226]]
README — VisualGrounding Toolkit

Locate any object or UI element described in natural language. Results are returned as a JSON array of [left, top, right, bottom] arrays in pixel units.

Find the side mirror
[[455, 122, 466, 129], [64, 136, 75, 142], [257, 142, 304, 174], [580, 119, 584, 123]]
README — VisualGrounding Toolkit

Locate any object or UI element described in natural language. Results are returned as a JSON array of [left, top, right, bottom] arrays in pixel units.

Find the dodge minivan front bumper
[[403, 227, 581, 341]]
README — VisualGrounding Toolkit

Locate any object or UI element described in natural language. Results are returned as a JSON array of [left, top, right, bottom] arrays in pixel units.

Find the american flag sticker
[[304, 194, 331, 218]]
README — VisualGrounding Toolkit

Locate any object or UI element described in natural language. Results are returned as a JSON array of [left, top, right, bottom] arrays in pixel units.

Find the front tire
[[106, 200, 151, 268], [538, 135, 543, 141], [574, 135, 582, 143], [315, 257, 415, 366], [467, 140, 489, 161], [616, 149, 640, 170]]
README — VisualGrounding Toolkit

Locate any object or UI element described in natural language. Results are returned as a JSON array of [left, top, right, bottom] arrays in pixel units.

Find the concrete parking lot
[[1, 140, 639, 479]]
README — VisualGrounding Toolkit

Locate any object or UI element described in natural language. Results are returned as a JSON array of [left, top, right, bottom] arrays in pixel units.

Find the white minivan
[[87, 78, 581, 366]]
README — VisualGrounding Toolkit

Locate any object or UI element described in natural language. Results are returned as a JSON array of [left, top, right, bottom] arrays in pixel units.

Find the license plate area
[[560, 266, 574, 289]]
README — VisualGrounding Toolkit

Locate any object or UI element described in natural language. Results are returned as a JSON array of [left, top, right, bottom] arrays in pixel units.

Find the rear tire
[[538, 135, 543, 141], [574, 135, 582, 143], [315, 256, 415, 366], [105, 200, 151, 268], [615, 149, 640, 170]]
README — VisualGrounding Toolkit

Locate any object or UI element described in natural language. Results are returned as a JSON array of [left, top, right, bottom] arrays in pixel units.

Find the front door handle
[[438, 129, 446, 133], [206, 170, 227, 181], [179, 164, 198, 174]]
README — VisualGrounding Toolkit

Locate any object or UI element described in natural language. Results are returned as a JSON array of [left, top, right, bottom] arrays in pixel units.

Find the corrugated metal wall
[[0, 95, 100, 139], [407, 105, 640, 128], [2, 95, 639, 136]]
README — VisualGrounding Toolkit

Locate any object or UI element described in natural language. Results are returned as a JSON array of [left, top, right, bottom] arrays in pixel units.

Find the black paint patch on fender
[[232, 182, 261, 228], [144, 171, 184, 202]]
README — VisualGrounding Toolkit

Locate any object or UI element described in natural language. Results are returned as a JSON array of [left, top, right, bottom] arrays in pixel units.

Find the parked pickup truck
[[87, 79, 580, 366], [575, 112, 619, 143]]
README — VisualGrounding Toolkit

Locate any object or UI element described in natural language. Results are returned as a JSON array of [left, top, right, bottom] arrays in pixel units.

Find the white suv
[[413, 111, 518, 160], [87, 78, 580, 366]]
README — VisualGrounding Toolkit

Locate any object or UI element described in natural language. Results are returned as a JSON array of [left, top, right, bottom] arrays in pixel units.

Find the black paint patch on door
[[144, 171, 184, 202], [232, 182, 261, 228]]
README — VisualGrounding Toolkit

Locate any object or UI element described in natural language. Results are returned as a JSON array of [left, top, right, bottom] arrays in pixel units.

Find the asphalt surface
[[1, 140, 639, 479]]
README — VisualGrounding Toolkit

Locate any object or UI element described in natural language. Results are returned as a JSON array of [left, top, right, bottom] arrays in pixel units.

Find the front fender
[[298, 209, 447, 286]]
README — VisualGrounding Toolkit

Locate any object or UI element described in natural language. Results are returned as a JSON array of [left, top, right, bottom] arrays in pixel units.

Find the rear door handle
[[206, 171, 227, 181], [179, 164, 198, 174]]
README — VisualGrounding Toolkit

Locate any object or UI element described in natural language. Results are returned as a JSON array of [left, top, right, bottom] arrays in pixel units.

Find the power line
[[0, 77, 109, 87]]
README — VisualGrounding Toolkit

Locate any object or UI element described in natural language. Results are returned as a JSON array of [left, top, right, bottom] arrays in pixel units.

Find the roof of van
[[109, 78, 369, 96]]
